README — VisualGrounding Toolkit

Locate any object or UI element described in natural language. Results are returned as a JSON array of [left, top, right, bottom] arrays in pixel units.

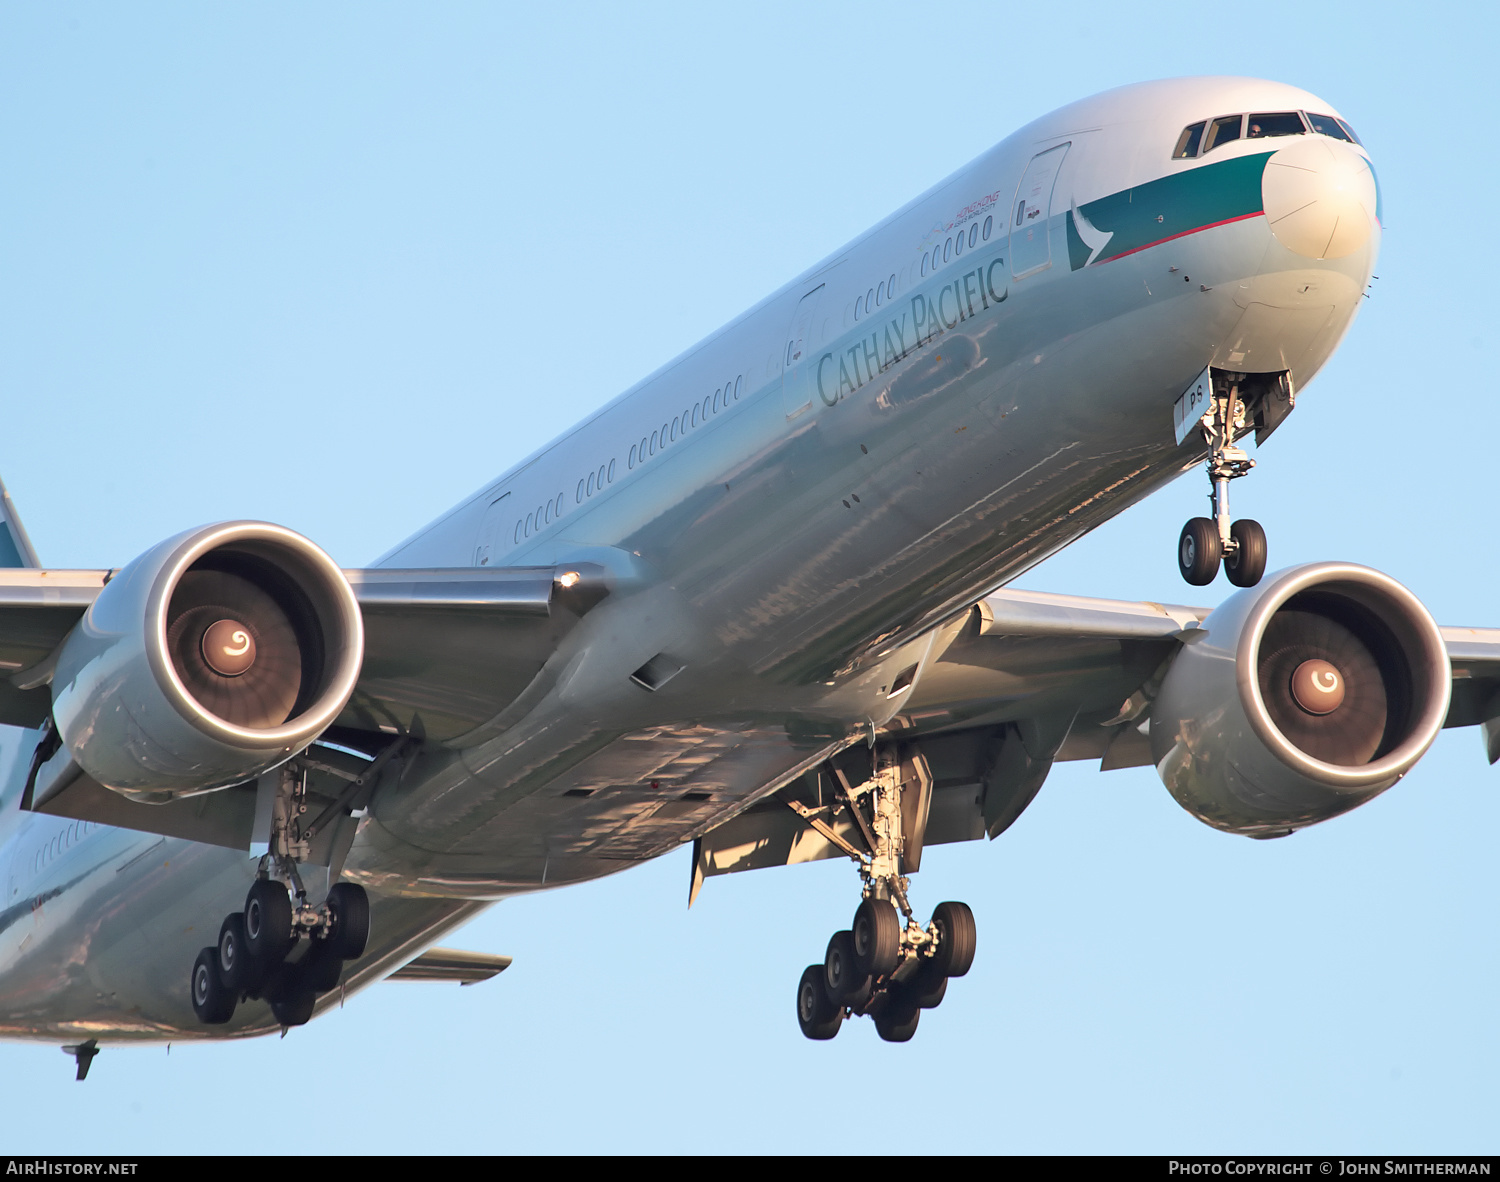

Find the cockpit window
[[1204, 115, 1243, 153], [1334, 117, 1363, 146], [1305, 112, 1352, 142], [1173, 121, 1207, 159], [1246, 112, 1306, 139]]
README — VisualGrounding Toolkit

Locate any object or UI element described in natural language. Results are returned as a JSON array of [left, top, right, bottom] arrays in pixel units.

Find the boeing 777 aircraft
[[4, 75, 1494, 1069]]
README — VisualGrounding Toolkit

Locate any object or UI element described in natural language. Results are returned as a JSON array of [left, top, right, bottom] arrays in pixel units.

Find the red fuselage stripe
[[1096, 211, 1265, 265]]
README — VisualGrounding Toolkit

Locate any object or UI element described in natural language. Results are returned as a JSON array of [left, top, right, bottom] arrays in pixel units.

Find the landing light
[[557, 571, 581, 588]]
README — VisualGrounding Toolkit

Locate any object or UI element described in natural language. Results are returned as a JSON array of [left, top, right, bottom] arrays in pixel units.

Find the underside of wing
[[693, 575, 1500, 896]]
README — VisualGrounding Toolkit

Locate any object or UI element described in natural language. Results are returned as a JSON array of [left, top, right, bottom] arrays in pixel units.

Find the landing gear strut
[[190, 764, 372, 1029], [1178, 378, 1267, 588], [789, 747, 978, 1043]]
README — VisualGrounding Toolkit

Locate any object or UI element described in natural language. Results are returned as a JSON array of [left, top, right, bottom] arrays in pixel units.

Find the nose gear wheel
[[1178, 378, 1268, 587]]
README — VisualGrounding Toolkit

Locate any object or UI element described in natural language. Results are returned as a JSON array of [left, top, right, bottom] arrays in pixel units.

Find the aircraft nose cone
[[1261, 137, 1377, 259]]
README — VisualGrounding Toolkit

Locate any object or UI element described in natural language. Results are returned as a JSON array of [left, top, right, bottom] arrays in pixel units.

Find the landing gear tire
[[216, 913, 256, 994], [930, 901, 977, 978], [243, 879, 294, 967], [323, 883, 370, 961], [1178, 518, 1221, 586], [1225, 518, 1267, 588], [303, 946, 344, 994], [910, 963, 949, 1010], [270, 986, 316, 1028], [873, 990, 920, 1043], [852, 899, 901, 979], [797, 965, 843, 1040], [823, 930, 871, 1006], [191, 947, 236, 1025]]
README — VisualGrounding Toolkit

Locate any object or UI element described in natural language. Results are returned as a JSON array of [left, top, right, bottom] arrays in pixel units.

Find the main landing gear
[[191, 764, 371, 1029], [191, 873, 370, 1028], [1178, 378, 1267, 588], [790, 748, 978, 1043]]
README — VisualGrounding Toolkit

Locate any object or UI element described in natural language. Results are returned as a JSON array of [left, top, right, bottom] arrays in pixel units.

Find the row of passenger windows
[[510, 374, 746, 545], [31, 820, 97, 876], [515, 492, 566, 544], [854, 274, 898, 321], [920, 215, 994, 277], [627, 375, 743, 469], [1172, 110, 1362, 159]]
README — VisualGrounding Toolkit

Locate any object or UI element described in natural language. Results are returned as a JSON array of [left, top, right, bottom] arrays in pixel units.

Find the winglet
[[0, 477, 40, 569]]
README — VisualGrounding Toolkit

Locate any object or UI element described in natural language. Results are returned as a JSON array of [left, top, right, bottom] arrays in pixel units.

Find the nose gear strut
[[789, 745, 977, 1043], [1178, 376, 1268, 588]]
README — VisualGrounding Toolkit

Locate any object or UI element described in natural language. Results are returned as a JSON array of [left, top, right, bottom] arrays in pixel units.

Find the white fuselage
[[0, 76, 1379, 1040]]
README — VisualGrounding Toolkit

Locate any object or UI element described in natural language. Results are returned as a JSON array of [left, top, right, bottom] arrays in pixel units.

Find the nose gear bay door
[[782, 282, 829, 420], [1009, 143, 1069, 280]]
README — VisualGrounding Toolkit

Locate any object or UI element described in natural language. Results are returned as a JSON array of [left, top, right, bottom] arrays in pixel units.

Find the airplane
[[4, 73, 1495, 1067]]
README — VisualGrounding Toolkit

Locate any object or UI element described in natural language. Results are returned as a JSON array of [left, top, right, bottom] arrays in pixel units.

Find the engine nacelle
[[1149, 563, 1451, 837], [50, 522, 364, 800]]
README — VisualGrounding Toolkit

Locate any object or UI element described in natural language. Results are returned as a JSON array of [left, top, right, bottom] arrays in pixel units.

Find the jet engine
[[1149, 563, 1451, 837], [49, 521, 364, 800]]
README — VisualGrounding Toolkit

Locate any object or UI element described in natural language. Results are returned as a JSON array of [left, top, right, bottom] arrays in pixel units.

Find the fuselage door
[[782, 283, 827, 420], [1009, 143, 1070, 280], [473, 491, 511, 566]]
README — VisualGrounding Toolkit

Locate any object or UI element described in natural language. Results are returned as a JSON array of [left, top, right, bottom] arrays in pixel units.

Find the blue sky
[[0, 0, 1496, 1154]]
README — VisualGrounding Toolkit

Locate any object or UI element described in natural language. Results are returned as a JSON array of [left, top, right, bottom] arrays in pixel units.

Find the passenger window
[[1204, 115, 1243, 152], [629, 444, 637, 468], [1246, 112, 1305, 139], [888, 272, 896, 296], [968, 223, 978, 248], [954, 233, 964, 257], [876, 281, 884, 306], [734, 375, 742, 400], [607, 460, 615, 482], [1305, 112, 1352, 142], [982, 215, 992, 240], [1173, 121, 1207, 159], [943, 238, 952, 262], [921, 252, 929, 276]]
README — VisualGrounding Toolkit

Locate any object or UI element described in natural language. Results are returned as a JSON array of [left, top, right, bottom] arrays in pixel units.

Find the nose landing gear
[[790, 748, 978, 1043], [1178, 378, 1267, 588]]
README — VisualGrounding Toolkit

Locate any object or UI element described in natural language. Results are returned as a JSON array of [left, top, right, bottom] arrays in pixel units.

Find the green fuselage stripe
[[1074, 150, 1274, 268]]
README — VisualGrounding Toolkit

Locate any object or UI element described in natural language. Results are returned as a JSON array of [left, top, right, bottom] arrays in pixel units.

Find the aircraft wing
[[690, 586, 1500, 900], [0, 563, 607, 739]]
